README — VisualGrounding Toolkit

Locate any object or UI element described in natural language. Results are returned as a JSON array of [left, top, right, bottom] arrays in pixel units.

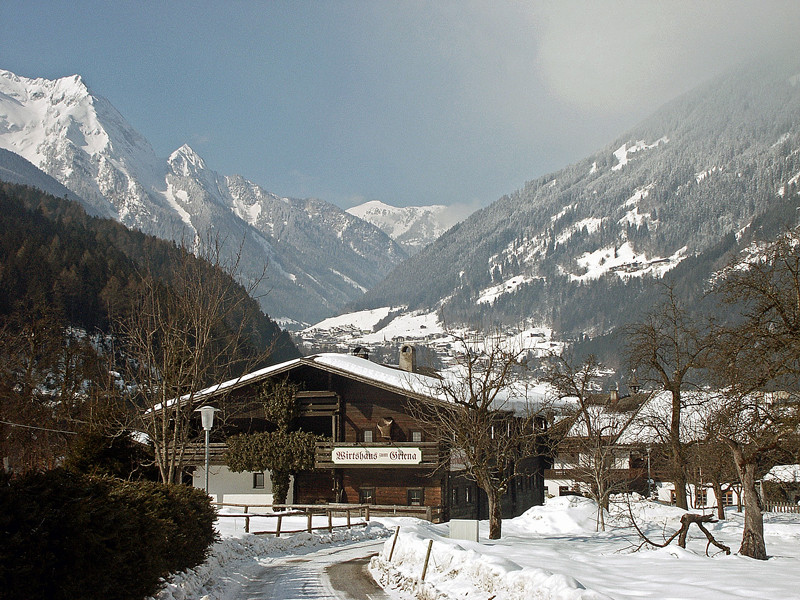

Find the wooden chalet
[[545, 388, 654, 498], [182, 346, 547, 522]]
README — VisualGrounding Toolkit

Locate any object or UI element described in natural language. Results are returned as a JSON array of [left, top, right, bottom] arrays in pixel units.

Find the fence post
[[426, 506, 432, 522], [346, 508, 351, 528], [421, 539, 434, 581], [365, 505, 370, 521], [307, 510, 313, 533], [388, 526, 400, 562], [328, 509, 333, 533], [245, 515, 250, 534], [276, 514, 282, 537]]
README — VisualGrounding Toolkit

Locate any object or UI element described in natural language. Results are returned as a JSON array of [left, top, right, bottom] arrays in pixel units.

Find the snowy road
[[227, 537, 391, 600]]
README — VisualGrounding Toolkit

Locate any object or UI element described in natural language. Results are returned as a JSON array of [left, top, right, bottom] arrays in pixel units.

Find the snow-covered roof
[[159, 352, 549, 414], [162, 353, 445, 411], [764, 464, 800, 483]]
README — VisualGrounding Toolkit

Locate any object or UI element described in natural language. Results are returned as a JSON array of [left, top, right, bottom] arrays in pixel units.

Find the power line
[[0, 419, 78, 435]]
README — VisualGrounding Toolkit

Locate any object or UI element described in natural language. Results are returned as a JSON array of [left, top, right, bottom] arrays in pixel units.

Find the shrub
[[0, 469, 217, 600]]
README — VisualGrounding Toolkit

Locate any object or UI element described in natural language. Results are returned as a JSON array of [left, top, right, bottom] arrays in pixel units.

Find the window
[[408, 488, 424, 506], [253, 472, 265, 489], [722, 490, 735, 507], [363, 429, 373, 443], [411, 430, 423, 442], [359, 487, 375, 504], [452, 487, 460, 505], [465, 486, 473, 504], [695, 488, 708, 507]]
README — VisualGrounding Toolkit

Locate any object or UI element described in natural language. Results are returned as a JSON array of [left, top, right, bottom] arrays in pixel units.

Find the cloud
[[534, 0, 800, 114]]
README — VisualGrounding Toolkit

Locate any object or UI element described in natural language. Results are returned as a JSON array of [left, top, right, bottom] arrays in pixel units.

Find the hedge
[[0, 469, 217, 600]]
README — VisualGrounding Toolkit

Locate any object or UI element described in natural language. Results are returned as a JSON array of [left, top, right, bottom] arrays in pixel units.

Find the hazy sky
[[2, 1, 799, 213]]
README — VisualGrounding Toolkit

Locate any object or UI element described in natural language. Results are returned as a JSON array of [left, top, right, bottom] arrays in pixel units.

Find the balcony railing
[[183, 442, 227, 466], [545, 467, 646, 482]]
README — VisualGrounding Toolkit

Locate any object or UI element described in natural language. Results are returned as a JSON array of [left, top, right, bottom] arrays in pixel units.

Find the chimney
[[399, 344, 417, 373]]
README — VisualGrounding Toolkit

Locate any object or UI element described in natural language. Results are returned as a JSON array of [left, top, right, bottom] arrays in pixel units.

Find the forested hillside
[[0, 182, 299, 472], [352, 56, 800, 337], [0, 182, 299, 361]]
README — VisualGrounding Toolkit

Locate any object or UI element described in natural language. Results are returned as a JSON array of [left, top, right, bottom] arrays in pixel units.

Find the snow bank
[[370, 519, 609, 600], [150, 523, 390, 600], [509, 495, 606, 534]]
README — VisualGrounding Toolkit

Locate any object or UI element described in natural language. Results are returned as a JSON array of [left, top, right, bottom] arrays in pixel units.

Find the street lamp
[[195, 405, 219, 496]]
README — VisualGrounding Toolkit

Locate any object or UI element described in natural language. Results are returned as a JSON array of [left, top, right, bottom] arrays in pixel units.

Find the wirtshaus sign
[[332, 447, 422, 465]]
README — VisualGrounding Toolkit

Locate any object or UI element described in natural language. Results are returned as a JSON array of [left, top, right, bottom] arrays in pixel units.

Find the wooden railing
[[183, 442, 227, 467], [545, 468, 646, 481], [213, 502, 372, 535], [366, 504, 445, 523]]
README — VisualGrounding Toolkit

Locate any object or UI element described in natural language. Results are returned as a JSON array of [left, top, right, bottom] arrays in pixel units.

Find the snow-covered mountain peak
[[168, 144, 208, 177], [346, 199, 454, 253]]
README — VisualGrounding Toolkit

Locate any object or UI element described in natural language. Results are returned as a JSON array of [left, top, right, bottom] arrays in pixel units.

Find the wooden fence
[[212, 502, 371, 535], [765, 502, 800, 513]]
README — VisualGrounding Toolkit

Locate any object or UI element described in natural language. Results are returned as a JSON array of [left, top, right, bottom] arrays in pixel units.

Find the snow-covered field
[[153, 497, 800, 599]]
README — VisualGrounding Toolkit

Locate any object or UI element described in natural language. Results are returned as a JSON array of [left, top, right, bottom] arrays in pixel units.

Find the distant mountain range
[[349, 56, 800, 340], [0, 69, 422, 326], [346, 200, 457, 254], [6, 57, 800, 347]]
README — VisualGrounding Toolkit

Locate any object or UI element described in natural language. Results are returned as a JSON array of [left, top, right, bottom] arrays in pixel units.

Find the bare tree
[[0, 305, 104, 473], [705, 230, 800, 558], [117, 234, 270, 484], [413, 332, 545, 539], [545, 354, 647, 530], [625, 284, 714, 509]]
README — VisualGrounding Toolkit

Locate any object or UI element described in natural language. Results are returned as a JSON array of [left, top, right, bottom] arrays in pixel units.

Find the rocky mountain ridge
[[0, 69, 407, 326]]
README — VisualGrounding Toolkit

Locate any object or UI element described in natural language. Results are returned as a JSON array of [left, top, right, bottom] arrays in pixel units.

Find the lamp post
[[195, 406, 219, 496]]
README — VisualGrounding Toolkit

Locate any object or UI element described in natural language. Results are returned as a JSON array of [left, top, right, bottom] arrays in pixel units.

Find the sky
[[2, 1, 800, 215]]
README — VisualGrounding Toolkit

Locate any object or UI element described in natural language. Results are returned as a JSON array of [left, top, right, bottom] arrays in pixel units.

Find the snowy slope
[[0, 69, 406, 324], [354, 56, 800, 338]]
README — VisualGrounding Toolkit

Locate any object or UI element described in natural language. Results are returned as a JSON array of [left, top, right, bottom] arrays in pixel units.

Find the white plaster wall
[[192, 465, 294, 505], [655, 482, 741, 508]]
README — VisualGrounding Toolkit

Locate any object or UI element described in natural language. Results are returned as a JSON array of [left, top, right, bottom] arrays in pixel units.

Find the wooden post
[[388, 526, 400, 562], [421, 539, 433, 581], [245, 515, 250, 534], [365, 505, 370, 521], [346, 508, 351, 528], [307, 510, 313, 533], [276, 514, 283, 537], [426, 506, 432, 522], [328, 509, 333, 533]]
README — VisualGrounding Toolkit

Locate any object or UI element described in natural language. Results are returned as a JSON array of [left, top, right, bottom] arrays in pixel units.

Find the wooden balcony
[[545, 467, 646, 482], [183, 442, 228, 466], [315, 441, 440, 470]]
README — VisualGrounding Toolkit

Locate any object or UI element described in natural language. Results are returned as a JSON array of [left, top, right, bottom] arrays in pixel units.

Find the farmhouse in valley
[[183, 346, 549, 522]]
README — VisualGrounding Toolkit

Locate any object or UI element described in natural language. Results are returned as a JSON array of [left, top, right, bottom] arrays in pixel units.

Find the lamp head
[[195, 405, 219, 430]]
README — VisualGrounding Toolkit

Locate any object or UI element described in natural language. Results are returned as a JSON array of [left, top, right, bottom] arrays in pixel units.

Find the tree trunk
[[712, 478, 725, 520], [739, 461, 767, 559], [487, 488, 502, 540], [727, 440, 767, 560], [670, 389, 688, 510]]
